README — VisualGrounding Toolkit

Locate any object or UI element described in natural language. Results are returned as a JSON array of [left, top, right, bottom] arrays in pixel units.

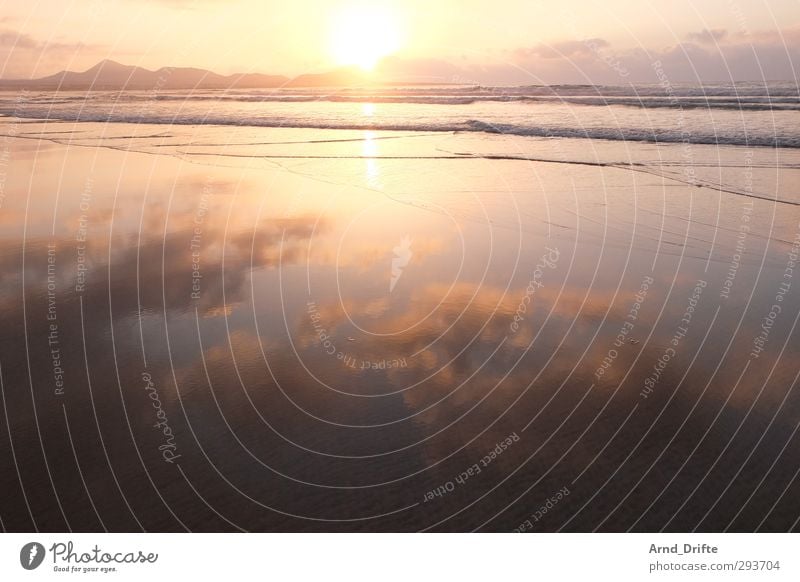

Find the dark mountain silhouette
[[285, 67, 372, 87], [0, 59, 291, 90]]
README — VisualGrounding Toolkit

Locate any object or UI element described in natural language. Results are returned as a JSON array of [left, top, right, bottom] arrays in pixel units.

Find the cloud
[[514, 38, 610, 60], [0, 30, 40, 50], [0, 28, 105, 78], [685, 28, 729, 44], [377, 26, 800, 84], [0, 28, 97, 52], [631, 26, 800, 82], [147, 0, 230, 8]]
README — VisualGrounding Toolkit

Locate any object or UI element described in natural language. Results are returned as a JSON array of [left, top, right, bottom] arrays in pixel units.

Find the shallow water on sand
[[1, 119, 800, 531]]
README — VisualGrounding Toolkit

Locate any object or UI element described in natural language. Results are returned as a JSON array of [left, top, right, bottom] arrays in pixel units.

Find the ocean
[[2, 81, 799, 147]]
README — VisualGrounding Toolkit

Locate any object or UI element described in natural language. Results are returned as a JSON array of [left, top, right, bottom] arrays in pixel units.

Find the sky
[[0, 0, 798, 83]]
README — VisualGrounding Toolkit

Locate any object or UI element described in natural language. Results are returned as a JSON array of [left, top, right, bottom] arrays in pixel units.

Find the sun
[[330, 4, 403, 71]]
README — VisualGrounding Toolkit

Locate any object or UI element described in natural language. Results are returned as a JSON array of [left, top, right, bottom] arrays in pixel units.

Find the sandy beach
[[0, 112, 798, 531]]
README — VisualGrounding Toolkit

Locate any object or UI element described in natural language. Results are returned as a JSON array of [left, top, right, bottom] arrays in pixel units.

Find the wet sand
[[1, 119, 800, 531]]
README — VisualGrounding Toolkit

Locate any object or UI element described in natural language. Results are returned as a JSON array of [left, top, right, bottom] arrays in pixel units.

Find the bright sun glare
[[330, 4, 402, 71]]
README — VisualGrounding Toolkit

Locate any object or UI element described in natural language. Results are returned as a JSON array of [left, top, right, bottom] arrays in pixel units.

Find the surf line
[[181, 146, 800, 208], [4, 130, 795, 206], [442, 150, 800, 208]]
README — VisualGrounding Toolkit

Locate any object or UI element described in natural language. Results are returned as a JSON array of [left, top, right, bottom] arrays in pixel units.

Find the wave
[[10, 82, 800, 110], [141, 94, 800, 110], [1, 107, 796, 148], [16, 95, 800, 110], [462, 120, 800, 148]]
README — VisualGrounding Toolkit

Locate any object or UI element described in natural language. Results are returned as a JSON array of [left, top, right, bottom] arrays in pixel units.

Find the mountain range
[[0, 59, 373, 90]]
